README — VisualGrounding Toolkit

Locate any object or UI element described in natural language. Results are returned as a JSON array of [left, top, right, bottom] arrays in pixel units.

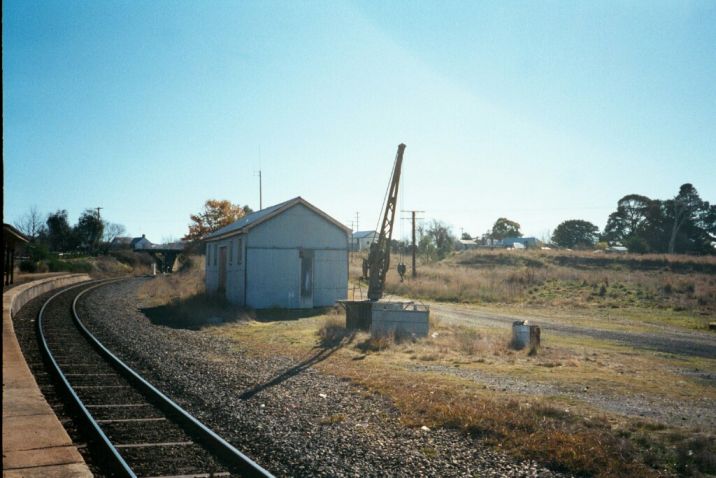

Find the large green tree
[[603, 194, 653, 244], [665, 184, 714, 254], [603, 184, 714, 254], [46, 210, 75, 252], [75, 209, 104, 254], [184, 199, 253, 242], [490, 218, 522, 240], [552, 220, 599, 249]]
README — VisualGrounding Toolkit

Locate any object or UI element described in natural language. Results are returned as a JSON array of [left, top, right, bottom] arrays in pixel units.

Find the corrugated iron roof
[[204, 197, 350, 241], [352, 230, 377, 239]]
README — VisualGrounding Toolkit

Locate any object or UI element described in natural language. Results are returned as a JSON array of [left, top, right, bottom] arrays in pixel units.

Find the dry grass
[[149, 251, 715, 476], [348, 250, 716, 328], [212, 310, 716, 477], [137, 255, 251, 328], [317, 316, 352, 347], [137, 255, 205, 307]]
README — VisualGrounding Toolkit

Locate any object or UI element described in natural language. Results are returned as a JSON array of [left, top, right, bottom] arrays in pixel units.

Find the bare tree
[[14, 205, 45, 241], [102, 222, 126, 244]]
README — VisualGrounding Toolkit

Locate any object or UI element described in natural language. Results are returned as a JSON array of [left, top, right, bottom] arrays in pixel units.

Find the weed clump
[[317, 317, 350, 347]]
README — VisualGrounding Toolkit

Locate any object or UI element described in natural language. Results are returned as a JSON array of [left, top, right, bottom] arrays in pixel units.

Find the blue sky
[[4, 0, 715, 242]]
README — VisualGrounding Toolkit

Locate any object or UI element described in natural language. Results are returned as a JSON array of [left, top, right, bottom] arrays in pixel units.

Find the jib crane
[[365, 143, 406, 301]]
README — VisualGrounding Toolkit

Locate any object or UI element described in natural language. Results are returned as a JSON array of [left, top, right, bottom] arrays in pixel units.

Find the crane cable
[[373, 149, 399, 243], [399, 156, 405, 264]]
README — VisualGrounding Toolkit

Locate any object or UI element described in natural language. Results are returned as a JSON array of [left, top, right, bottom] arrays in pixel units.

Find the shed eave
[[203, 197, 350, 243]]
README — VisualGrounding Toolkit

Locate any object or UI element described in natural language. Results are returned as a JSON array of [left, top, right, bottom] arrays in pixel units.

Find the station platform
[[3, 274, 93, 477]]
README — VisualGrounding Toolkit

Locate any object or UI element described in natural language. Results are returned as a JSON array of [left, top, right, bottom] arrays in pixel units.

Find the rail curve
[[37, 279, 274, 478]]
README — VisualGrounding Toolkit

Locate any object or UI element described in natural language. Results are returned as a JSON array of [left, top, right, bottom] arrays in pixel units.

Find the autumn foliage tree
[[184, 199, 253, 242]]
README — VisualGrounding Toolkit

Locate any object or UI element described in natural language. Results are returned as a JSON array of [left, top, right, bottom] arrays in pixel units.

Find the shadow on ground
[[141, 293, 251, 330], [239, 328, 356, 400], [253, 307, 337, 322]]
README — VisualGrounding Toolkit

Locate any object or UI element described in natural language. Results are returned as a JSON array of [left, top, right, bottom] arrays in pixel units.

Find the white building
[[352, 230, 377, 251], [204, 197, 350, 309]]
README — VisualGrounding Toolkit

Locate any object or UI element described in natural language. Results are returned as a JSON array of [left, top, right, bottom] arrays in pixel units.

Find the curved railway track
[[37, 279, 274, 478]]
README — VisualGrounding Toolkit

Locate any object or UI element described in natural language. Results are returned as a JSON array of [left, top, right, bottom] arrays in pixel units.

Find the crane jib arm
[[368, 143, 406, 301]]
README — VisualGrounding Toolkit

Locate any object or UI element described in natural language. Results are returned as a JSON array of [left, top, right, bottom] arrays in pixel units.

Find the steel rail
[[37, 279, 135, 478], [72, 280, 274, 478]]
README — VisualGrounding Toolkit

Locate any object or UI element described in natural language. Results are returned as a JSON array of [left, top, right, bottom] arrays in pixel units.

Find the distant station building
[[352, 230, 377, 251], [204, 197, 350, 309]]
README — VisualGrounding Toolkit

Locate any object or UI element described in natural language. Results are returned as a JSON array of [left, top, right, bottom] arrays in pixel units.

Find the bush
[[19, 260, 37, 273], [625, 236, 649, 254], [27, 243, 50, 262], [317, 317, 350, 347], [110, 250, 154, 269], [47, 259, 93, 273]]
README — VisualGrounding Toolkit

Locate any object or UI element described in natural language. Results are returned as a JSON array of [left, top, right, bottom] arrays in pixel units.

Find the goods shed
[[204, 197, 350, 309]]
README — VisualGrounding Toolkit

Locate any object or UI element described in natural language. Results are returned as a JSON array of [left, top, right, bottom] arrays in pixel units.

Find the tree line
[[14, 206, 126, 257], [411, 183, 714, 259], [552, 183, 714, 254]]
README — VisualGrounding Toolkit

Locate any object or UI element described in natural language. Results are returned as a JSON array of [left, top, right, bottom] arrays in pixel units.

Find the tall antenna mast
[[257, 146, 263, 210]]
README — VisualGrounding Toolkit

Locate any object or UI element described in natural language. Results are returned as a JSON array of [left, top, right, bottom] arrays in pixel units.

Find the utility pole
[[355, 212, 359, 232], [94, 207, 104, 255], [258, 170, 263, 210], [401, 210, 424, 278]]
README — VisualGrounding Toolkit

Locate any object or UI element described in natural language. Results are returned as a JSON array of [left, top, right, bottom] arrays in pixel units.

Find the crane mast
[[367, 143, 405, 301]]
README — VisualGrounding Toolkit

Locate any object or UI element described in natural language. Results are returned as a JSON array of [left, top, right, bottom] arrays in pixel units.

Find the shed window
[[229, 239, 233, 264]]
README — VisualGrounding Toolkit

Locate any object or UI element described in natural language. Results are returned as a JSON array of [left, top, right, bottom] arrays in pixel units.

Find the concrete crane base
[[341, 300, 430, 338]]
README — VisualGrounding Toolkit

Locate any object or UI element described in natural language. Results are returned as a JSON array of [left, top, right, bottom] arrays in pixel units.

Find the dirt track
[[427, 302, 716, 359], [412, 300, 716, 429]]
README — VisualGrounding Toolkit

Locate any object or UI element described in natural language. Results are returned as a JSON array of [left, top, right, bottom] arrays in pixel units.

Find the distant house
[[456, 239, 478, 250], [501, 237, 541, 249], [477, 237, 501, 248], [352, 230, 377, 251], [204, 197, 350, 309], [109, 237, 133, 250], [130, 235, 153, 251]]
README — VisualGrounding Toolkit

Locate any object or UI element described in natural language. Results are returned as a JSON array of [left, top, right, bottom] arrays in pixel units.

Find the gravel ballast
[[78, 278, 566, 477]]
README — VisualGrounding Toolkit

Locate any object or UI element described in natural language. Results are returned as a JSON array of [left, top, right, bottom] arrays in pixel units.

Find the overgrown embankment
[[357, 250, 716, 323], [137, 255, 250, 328]]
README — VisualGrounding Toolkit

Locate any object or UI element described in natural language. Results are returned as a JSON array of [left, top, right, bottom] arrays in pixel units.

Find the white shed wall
[[206, 203, 348, 309], [205, 235, 246, 305], [245, 204, 348, 308]]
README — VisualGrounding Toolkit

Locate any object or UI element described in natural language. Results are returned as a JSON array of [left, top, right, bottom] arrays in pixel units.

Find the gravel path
[[78, 278, 566, 478], [426, 302, 716, 359]]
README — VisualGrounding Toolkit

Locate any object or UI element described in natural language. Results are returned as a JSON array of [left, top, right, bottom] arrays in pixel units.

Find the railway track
[[37, 280, 274, 478]]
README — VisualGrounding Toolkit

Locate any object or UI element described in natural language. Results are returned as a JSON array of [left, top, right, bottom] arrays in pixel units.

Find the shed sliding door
[[300, 249, 313, 309], [218, 246, 227, 294]]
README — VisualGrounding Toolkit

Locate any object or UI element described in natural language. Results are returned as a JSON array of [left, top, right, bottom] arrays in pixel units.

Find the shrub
[[47, 259, 93, 273], [317, 317, 350, 347], [19, 260, 37, 273]]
